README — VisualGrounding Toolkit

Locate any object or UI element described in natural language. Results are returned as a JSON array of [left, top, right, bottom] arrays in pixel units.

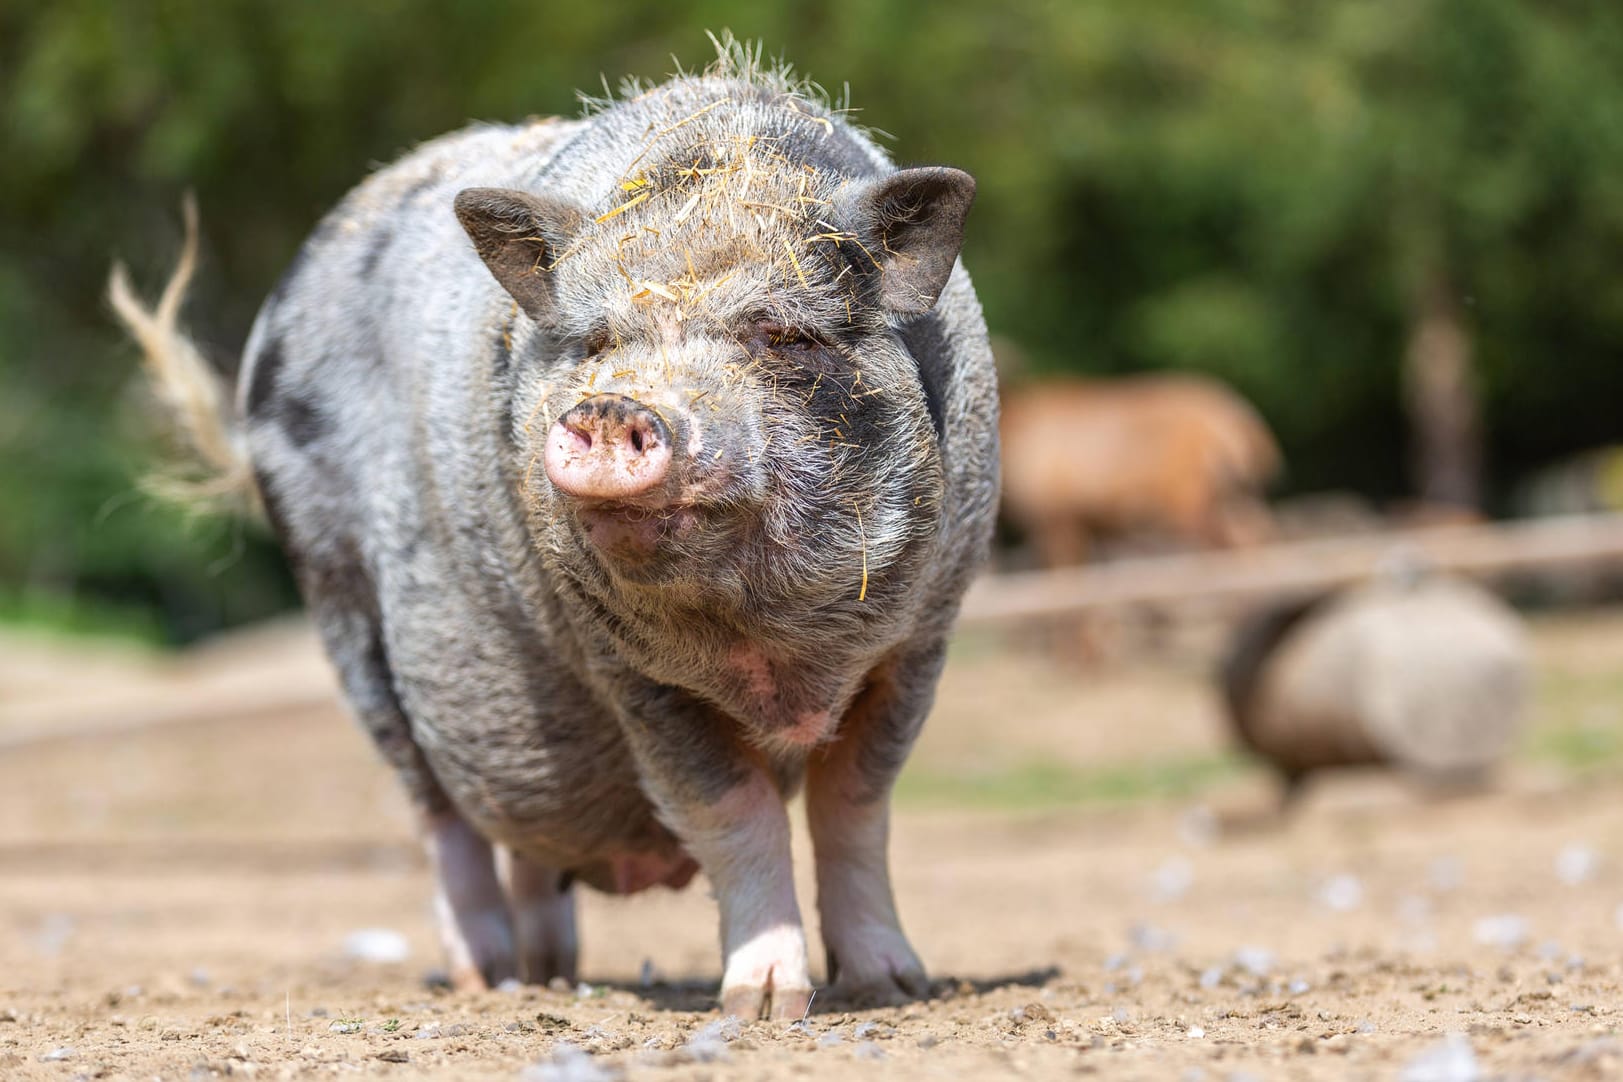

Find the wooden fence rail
[[958, 512, 1623, 629]]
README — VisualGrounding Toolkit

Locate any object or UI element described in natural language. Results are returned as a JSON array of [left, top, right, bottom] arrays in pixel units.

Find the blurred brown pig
[[999, 373, 1280, 566]]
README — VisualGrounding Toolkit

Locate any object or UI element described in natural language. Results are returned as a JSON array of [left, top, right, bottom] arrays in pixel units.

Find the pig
[[999, 374, 1279, 566], [109, 45, 999, 1019]]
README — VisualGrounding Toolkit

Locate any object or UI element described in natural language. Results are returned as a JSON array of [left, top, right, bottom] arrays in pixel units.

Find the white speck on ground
[[1555, 842, 1598, 886], [1318, 874, 1364, 912], [1472, 914, 1529, 950], [1399, 1033, 1479, 1082], [341, 927, 410, 964]]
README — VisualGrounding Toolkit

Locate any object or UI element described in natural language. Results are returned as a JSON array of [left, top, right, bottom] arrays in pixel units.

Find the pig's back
[[235, 118, 583, 549], [229, 117, 681, 868]]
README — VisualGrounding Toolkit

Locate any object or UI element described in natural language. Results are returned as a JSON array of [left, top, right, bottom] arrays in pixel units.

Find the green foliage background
[[3, 1, 1622, 642]]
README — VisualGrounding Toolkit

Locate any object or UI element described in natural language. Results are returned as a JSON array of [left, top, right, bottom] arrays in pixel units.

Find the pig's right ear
[[454, 187, 585, 323]]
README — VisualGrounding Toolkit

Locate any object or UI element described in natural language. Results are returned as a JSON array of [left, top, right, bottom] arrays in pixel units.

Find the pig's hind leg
[[805, 641, 945, 1006], [296, 563, 520, 991], [505, 850, 579, 984], [425, 811, 518, 990]]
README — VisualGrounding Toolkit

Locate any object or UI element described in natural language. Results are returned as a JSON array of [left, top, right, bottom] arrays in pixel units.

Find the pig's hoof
[[514, 890, 578, 984], [825, 932, 929, 1007], [520, 941, 578, 985], [437, 905, 518, 993], [719, 926, 813, 1020], [720, 979, 815, 1022]]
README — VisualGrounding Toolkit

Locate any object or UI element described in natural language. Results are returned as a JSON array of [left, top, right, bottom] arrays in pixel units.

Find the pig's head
[[453, 98, 973, 627]]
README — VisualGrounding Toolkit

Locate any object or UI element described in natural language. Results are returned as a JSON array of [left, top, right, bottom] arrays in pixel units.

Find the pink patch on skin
[[610, 850, 700, 894], [778, 709, 836, 748], [729, 644, 777, 699]]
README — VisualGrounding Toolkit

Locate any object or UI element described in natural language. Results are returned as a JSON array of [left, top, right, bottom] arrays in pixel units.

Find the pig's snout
[[544, 394, 673, 501]]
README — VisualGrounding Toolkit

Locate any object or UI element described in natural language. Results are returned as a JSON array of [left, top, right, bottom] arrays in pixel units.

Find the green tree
[[2, 1, 1621, 639]]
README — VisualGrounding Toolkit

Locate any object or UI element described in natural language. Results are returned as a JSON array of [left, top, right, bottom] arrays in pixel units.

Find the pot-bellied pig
[[110, 48, 999, 1018]]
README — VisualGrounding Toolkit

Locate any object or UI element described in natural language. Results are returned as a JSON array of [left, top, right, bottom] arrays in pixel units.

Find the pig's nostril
[[544, 394, 673, 502]]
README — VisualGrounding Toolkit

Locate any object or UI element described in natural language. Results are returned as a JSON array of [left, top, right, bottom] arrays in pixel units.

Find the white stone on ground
[[341, 927, 409, 963]]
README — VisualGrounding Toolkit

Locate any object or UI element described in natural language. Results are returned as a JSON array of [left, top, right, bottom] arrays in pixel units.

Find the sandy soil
[[3, 609, 1623, 1080]]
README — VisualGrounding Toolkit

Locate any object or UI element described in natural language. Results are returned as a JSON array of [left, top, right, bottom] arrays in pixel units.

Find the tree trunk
[[1402, 275, 1482, 510]]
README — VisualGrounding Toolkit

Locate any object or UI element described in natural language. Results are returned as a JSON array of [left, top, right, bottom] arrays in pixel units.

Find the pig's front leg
[[805, 640, 946, 1005], [613, 684, 812, 1020]]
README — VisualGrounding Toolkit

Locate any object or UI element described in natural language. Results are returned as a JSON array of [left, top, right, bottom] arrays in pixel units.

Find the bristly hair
[[576, 30, 856, 124]]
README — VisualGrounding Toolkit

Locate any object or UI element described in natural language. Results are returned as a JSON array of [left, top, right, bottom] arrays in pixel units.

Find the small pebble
[[1152, 857, 1195, 901], [521, 1042, 621, 1082], [32, 914, 75, 957], [1234, 946, 1275, 977], [1129, 923, 1179, 952], [1428, 857, 1464, 893], [39, 1047, 74, 1062], [1318, 874, 1364, 913], [1179, 805, 1218, 847], [1398, 894, 1433, 924], [683, 1015, 741, 1063], [1399, 1032, 1479, 1082], [342, 928, 410, 964], [690, 1016, 742, 1044], [1556, 844, 1598, 886], [1473, 914, 1529, 950]]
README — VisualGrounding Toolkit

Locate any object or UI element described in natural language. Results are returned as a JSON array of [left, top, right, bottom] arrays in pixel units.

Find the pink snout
[[544, 394, 673, 501]]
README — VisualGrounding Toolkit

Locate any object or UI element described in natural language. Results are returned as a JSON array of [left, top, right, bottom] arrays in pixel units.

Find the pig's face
[[456, 132, 974, 610]]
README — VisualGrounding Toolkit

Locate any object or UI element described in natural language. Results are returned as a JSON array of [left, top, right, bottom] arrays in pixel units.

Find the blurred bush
[[2, 0, 1622, 641]]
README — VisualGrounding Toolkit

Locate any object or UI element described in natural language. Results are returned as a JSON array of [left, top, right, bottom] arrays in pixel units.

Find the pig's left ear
[[843, 167, 976, 314], [454, 187, 585, 323]]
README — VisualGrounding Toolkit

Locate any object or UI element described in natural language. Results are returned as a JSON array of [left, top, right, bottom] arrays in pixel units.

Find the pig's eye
[[582, 329, 613, 356], [756, 321, 819, 353]]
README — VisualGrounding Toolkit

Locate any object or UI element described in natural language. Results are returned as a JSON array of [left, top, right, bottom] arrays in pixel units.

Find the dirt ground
[[4, 607, 1623, 1080]]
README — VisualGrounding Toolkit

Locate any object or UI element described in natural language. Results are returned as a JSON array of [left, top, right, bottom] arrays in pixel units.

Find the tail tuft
[[108, 195, 257, 515]]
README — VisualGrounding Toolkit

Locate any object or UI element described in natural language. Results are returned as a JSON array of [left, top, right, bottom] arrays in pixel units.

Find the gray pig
[[110, 49, 999, 1019]]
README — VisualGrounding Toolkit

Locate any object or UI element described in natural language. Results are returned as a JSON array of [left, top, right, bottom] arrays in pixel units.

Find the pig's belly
[[400, 676, 683, 883]]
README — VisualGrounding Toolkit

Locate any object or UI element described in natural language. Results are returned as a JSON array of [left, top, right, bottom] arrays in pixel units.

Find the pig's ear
[[844, 167, 976, 314], [454, 187, 585, 323]]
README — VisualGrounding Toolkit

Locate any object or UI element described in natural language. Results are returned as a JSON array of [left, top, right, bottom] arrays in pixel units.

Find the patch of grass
[[0, 589, 168, 647], [380, 1019, 402, 1033], [894, 752, 1251, 811], [1524, 670, 1623, 772], [1525, 722, 1623, 772]]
